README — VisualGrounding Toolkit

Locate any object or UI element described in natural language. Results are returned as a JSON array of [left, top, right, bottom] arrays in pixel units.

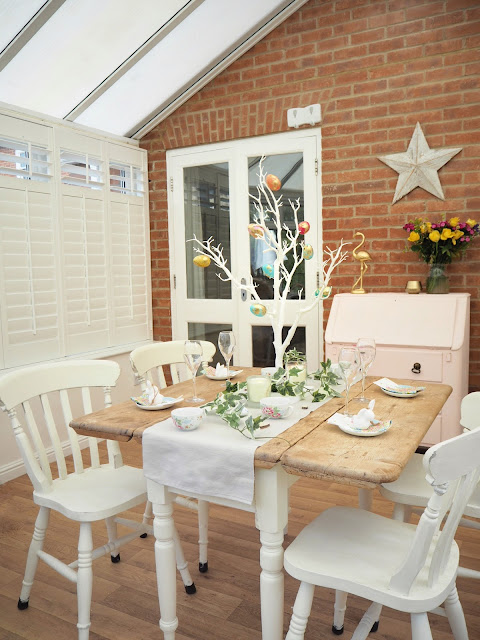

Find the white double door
[[167, 130, 323, 369]]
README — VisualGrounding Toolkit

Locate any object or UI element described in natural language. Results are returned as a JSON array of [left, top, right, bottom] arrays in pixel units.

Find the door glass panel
[[184, 163, 231, 299], [248, 153, 305, 300], [251, 326, 306, 368], [188, 322, 232, 366]]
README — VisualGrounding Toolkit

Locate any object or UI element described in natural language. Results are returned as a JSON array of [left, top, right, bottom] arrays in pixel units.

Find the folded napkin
[[328, 399, 379, 431], [204, 363, 228, 377], [131, 380, 163, 406]]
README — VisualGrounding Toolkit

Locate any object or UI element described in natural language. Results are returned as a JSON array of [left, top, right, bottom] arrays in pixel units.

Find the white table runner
[[142, 397, 331, 505]]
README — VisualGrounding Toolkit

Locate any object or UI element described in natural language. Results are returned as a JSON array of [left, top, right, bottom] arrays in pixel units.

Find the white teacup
[[260, 396, 294, 419], [171, 407, 203, 431], [261, 367, 278, 378]]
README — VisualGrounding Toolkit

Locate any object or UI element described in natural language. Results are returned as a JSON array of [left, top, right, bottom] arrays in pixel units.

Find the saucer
[[380, 386, 425, 398], [131, 396, 183, 410], [204, 369, 243, 381], [336, 419, 393, 437]]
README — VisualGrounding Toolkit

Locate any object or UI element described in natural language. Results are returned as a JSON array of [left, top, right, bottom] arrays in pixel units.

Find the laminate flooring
[[0, 442, 479, 639]]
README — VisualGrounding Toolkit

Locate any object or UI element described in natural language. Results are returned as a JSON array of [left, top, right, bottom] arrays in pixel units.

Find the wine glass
[[218, 331, 235, 379], [355, 337, 376, 403], [184, 340, 204, 403], [338, 346, 361, 417]]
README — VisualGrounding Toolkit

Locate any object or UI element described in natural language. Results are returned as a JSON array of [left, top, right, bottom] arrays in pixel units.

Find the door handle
[[241, 278, 247, 302], [412, 362, 421, 374]]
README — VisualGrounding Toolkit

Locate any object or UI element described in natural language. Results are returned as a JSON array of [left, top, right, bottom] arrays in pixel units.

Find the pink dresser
[[324, 293, 470, 445]]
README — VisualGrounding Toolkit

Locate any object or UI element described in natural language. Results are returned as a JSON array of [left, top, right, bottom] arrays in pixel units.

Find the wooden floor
[[1, 442, 479, 640]]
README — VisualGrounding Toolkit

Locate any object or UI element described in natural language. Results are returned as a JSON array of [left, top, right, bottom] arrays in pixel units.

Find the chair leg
[[77, 522, 93, 640], [411, 612, 433, 640], [332, 590, 348, 634], [18, 506, 50, 608], [197, 499, 209, 572], [172, 526, 196, 594], [140, 500, 153, 538], [104, 516, 120, 563], [444, 585, 469, 640], [351, 602, 382, 640], [285, 581, 315, 640]]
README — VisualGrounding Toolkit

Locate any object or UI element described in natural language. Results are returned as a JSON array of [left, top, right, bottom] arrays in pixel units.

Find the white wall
[[0, 352, 140, 484]]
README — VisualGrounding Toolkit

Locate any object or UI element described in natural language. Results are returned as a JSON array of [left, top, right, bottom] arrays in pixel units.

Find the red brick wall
[[141, 0, 480, 391]]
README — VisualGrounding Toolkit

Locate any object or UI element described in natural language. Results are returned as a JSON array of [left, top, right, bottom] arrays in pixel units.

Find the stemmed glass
[[355, 337, 376, 403], [218, 331, 235, 379], [184, 340, 204, 403], [338, 346, 361, 417]]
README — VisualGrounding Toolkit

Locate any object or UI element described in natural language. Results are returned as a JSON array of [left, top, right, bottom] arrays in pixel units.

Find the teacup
[[171, 407, 203, 431], [261, 367, 278, 378], [260, 396, 294, 420]]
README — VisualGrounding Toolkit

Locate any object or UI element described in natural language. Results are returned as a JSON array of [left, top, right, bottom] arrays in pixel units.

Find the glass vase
[[426, 263, 449, 294]]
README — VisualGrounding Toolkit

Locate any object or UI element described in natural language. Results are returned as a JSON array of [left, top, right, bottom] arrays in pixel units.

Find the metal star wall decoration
[[377, 122, 462, 204]]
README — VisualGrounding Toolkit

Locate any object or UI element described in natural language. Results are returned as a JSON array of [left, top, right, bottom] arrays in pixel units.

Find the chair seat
[[284, 506, 459, 614], [381, 453, 480, 518], [33, 465, 147, 522]]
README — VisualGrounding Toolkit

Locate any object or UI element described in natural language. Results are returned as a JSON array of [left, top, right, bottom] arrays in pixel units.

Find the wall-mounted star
[[377, 122, 462, 204]]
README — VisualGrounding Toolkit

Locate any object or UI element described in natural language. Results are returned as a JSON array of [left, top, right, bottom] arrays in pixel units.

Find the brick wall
[[141, 0, 480, 391]]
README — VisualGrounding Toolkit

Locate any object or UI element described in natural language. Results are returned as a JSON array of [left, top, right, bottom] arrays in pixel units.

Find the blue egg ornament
[[250, 303, 267, 317], [303, 245, 314, 260], [262, 263, 274, 279]]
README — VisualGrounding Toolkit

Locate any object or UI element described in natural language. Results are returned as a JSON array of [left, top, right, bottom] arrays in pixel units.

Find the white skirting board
[[0, 435, 95, 484]]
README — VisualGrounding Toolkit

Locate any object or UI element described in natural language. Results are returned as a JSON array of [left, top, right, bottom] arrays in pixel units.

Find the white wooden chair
[[129, 339, 216, 572], [380, 391, 480, 580], [0, 359, 196, 640], [283, 427, 480, 640]]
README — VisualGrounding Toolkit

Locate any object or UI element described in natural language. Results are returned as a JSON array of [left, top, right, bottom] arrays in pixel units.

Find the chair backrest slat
[[40, 393, 68, 480], [59, 388, 84, 474], [389, 428, 480, 595], [23, 399, 53, 483], [0, 360, 121, 493]]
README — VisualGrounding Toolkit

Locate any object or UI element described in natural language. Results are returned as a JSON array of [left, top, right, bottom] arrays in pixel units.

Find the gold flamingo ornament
[[351, 232, 372, 294]]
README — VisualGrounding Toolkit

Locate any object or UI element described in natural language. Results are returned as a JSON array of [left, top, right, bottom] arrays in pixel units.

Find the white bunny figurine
[[352, 399, 379, 430]]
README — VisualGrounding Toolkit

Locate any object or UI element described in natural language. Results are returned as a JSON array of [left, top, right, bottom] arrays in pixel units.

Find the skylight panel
[[0, 0, 45, 53]]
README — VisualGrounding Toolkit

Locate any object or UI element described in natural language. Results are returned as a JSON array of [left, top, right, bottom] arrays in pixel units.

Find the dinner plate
[[204, 369, 243, 381], [336, 419, 393, 437], [131, 396, 183, 410]]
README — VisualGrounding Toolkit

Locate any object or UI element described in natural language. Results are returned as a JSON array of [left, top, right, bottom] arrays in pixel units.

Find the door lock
[[240, 278, 247, 302], [411, 362, 421, 374]]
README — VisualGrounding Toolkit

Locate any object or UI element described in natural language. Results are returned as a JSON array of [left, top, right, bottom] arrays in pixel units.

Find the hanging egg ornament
[[250, 303, 267, 317], [248, 223, 264, 238], [262, 263, 274, 279], [265, 173, 282, 191], [193, 255, 211, 268], [298, 221, 310, 235], [303, 244, 314, 260], [322, 286, 332, 299]]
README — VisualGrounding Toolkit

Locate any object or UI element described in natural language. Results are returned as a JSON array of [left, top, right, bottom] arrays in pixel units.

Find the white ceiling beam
[[0, 0, 68, 72], [65, 0, 206, 122], [129, 0, 310, 139]]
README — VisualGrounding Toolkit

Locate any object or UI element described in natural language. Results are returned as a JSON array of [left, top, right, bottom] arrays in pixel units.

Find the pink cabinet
[[324, 293, 470, 445]]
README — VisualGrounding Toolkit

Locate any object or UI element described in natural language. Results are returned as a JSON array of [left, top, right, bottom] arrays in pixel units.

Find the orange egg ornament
[[248, 223, 264, 238], [193, 255, 211, 268], [298, 221, 310, 235], [266, 174, 281, 191]]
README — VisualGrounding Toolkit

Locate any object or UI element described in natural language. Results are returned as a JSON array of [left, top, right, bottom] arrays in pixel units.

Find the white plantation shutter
[[110, 198, 150, 344], [0, 182, 61, 368], [61, 190, 110, 354]]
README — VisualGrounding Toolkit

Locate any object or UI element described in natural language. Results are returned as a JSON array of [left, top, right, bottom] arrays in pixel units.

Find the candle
[[286, 362, 307, 383], [246, 375, 271, 403]]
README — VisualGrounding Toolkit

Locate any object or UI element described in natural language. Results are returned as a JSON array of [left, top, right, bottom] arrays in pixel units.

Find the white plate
[[131, 396, 183, 410], [337, 420, 393, 437], [380, 387, 425, 398], [204, 369, 243, 381]]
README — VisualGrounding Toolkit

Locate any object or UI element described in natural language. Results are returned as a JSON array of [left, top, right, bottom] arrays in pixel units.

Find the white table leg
[[255, 465, 291, 640], [149, 480, 178, 640]]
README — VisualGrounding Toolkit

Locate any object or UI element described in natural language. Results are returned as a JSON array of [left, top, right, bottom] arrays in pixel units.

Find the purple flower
[[440, 222, 446, 227]]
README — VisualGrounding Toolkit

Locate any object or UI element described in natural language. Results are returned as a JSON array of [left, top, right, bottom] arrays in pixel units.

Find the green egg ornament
[[298, 221, 310, 235], [262, 264, 274, 278], [303, 245, 314, 260], [193, 255, 211, 268], [250, 303, 267, 317]]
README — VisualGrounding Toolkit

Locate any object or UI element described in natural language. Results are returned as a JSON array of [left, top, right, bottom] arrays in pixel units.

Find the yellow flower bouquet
[[403, 217, 479, 293]]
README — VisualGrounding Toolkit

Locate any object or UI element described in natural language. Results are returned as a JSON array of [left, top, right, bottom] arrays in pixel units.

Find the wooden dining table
[[71, 369, 452, 640]]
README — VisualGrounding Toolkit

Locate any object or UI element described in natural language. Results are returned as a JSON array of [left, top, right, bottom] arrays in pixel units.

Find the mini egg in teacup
[[171, 407, 203, 431], [260, 396, 294, 420]]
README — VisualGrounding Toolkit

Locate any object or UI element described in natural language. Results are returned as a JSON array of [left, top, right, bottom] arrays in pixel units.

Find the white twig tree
[[190, 158, 349, 368]]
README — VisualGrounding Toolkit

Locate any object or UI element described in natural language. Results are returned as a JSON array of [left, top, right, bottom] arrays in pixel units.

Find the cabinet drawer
[[368, 347, 443, 383]]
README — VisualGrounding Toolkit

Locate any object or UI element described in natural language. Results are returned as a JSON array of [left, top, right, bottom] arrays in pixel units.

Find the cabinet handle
[[412, 362, 421, 374]]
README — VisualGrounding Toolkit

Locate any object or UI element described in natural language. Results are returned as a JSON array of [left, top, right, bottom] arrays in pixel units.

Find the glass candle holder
[[246, 375, 271, 405], [286, 360, 307, 383]]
